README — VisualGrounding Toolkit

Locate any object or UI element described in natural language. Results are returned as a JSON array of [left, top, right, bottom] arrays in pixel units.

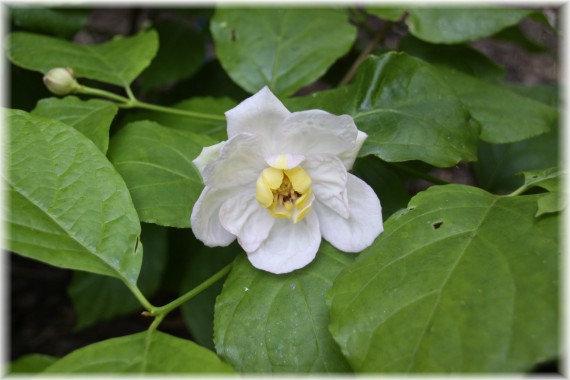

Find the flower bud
[[43, 67, 79, 96]]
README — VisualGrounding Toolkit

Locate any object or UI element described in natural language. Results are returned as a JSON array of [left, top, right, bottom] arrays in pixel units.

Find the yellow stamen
[[285, 166, 312, 193], [255, 164, 314, 223]]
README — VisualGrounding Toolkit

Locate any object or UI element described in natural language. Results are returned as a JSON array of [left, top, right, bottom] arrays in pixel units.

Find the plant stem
[[75, 84, 226, 122], [130, 99, 226, 122], [389, 162, 450, 185], [154, 262, 233, 317], [338, 21, 393, 87], [76, 85, 131, 103], [124, 281, 158, 313]]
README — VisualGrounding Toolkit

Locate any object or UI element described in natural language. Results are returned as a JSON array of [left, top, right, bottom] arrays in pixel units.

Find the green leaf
[[406, 8, 532, 44], [365, 7, 406, 21], [515, 167, 565, 217], [7, 29, 158, 87], [9, 354, 57, 374], [180, 242, 239, 350], [475, 131, 559, 194], [474, 84, 559, 194], [68, 223, 167, 330], [31, 96, 117, 153], [9, 6, 90, 39], [139, 21, 205, 92], [286, 52, 480, 167], [211, 8, 357, 97], [435, 67, 557, 143], [536, 193, 561, 217], [398, 36, 506, 82], [125, 96, 235, 141], [328, 185, 558, 372], [518, 167, 561, 193], [214, 243, 353, 373], [6, 109, 142, 285], [43, 331, 234, 373], [492, 25, 547, 53], [108, 120, 216, 228]]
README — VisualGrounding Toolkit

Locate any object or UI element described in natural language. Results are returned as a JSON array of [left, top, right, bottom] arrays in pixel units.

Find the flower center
[[255, 165, 314, 223]]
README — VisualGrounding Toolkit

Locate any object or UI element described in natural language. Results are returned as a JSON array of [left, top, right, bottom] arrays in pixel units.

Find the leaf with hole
[[7, 29, 158, 87], [214, 243, 353, 373], [328, 184, 558, 372], [5, 109, 142, 285], [108, 120, 216, 228], [43, 331, 234, 373], [32, 96, 117, 153], [211, 8, 357, 97]]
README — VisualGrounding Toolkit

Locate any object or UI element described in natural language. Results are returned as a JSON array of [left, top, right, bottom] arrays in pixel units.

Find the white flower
[[191, 86, 383, 274]]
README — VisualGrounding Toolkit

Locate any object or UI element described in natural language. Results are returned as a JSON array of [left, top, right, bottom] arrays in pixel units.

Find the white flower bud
[[43, 67, 79, 96]]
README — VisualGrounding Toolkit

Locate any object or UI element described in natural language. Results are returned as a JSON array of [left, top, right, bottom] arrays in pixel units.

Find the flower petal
[[302, 154, 349, 218], [265, 154, 305, 170], [226, 86, 290, 141], [275, 110, 358, 157], [315, 174, 383, 252], [193, 141, 226, 179], [338, 130, 368, 170], [203, 133, 267, 189], [219, 191, 275, 252], [247, 212, 321, 274], [191, 187, 236, 247]]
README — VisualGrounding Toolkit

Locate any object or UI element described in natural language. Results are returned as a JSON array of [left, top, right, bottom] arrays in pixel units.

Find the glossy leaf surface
[[328, 185, 558, 372], [6, 109, 141, 285], [406, 8, 531, 44], [286, 52, 480, 167], [32, 96, 117, 153], [211, 8, 357, 96], [7, 30, 158, 87], [43, 331, 234, 373], [214, 244, 353, 373], [435, 67, 556, 143], [108, 120, 216, 228]]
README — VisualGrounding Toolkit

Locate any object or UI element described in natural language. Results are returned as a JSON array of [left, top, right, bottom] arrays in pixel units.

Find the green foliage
[[9, 6, 90, 39], [7, 5, 560, 375], [214, 244, 353, 372], [5, 109, 142, 285], [211, 8, 357, 96], [31, 96, 118, 153], [107, 120, 216, 228], [68, 224, 167, 330], [287, 52, 480, 167], [9, 354, 57, 374], [125, 96, 236, 141], [406, 8, 532, 44], [139, 21, 206, 92], [434, 67, 556, 143], [7, 29, 158, 87], [328, 185, 558, 372], [43, 331, 234, 373], [180, 242, 239, 349]]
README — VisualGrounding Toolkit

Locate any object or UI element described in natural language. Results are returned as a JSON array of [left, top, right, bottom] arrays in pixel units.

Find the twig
[[338, 21, 393, 87]]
